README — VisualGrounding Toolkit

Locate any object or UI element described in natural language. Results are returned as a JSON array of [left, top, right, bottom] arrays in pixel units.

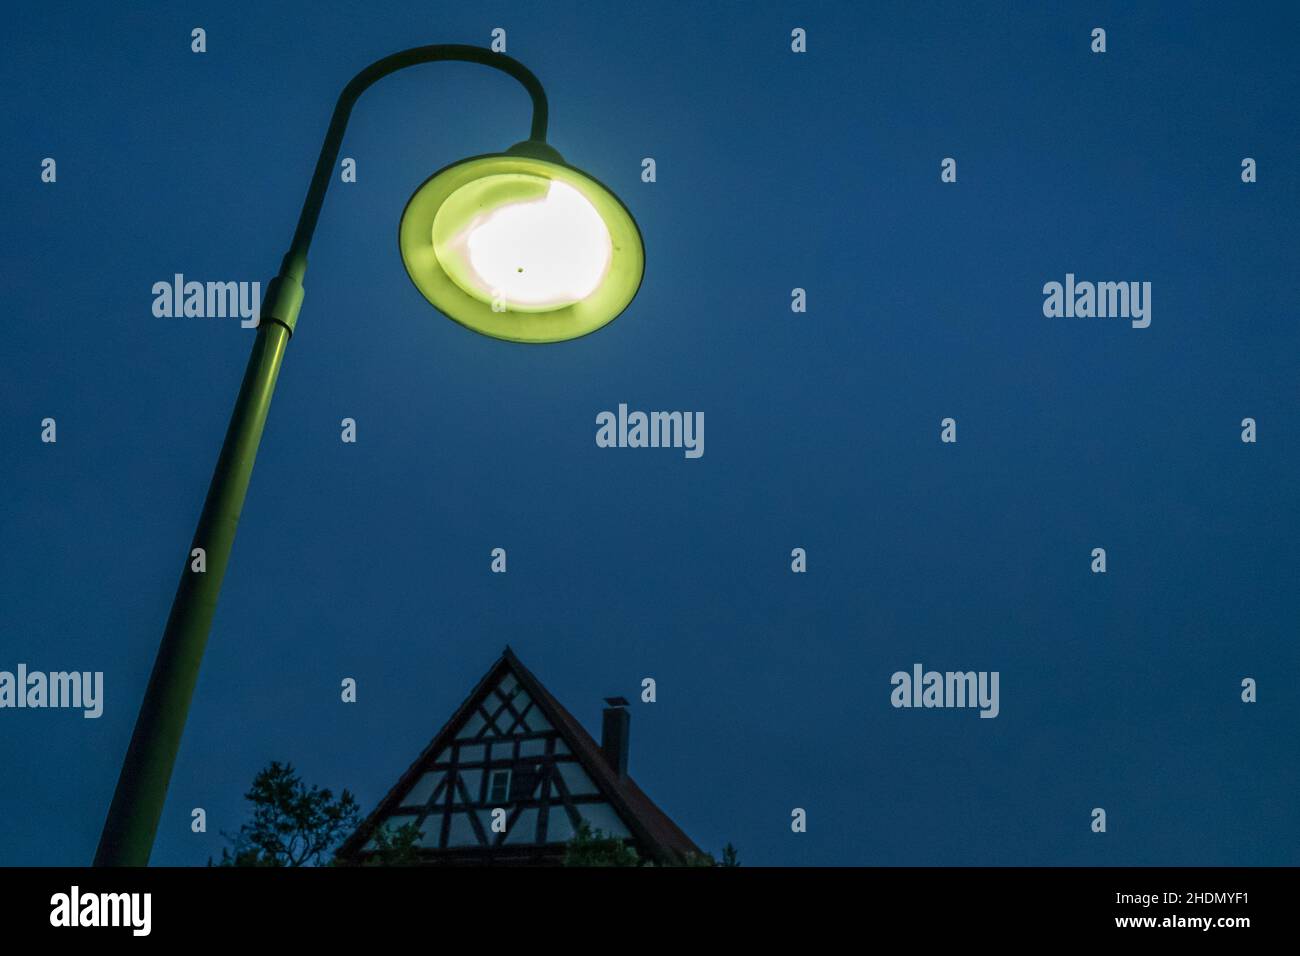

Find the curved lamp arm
[[268, 45, 550, 329], [93, 45, 549, 867]]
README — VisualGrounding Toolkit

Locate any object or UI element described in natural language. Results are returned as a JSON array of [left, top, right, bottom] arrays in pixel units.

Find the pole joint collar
[[263, 273, 305, 337]]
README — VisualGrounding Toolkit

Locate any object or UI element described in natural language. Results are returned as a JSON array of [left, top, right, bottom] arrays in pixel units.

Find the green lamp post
[[93, 44, 644, 867]]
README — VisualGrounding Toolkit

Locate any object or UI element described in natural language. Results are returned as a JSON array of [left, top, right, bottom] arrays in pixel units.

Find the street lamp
[[93, 44, 644, 866], [403, 145, 643, 341]]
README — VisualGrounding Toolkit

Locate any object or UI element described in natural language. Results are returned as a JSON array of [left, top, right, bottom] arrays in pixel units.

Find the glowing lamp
[[399, 141, 644, 343]]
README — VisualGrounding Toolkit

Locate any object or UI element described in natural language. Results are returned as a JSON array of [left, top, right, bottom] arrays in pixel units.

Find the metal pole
[[93, 45, 548, 866], [93, 317, 292, 866]]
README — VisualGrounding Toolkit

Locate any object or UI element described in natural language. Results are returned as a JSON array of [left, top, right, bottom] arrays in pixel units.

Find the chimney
[[600, 697, 630, 778]]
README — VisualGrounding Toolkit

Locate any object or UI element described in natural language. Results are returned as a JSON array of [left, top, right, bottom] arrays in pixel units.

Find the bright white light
[[459, 180, 612, 309]]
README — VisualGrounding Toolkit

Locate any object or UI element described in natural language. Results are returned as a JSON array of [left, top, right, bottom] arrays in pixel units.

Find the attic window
[[488, 769, 511, 804]]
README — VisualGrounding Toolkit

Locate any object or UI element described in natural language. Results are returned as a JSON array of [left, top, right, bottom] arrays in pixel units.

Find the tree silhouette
[[562, 821, 642, 866], [214, 761, 359, 867], [361, 821, 424, 866]]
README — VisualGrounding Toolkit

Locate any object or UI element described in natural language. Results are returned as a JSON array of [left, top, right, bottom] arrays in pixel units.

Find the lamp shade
[[399, 142, 644, 343]]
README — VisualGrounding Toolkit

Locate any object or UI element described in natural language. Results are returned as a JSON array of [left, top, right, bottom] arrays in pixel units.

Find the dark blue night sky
[[2, 1, 1297, 866]]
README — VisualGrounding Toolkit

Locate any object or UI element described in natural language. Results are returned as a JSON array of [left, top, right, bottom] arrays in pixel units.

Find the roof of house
[[336, 647, 702, 863]]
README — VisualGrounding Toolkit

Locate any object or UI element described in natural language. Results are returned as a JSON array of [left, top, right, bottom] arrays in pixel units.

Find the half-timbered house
[[335, 647, 702, 865]]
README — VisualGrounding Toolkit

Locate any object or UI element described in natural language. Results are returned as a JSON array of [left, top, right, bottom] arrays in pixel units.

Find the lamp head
[[398, 140, 644, 343]]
